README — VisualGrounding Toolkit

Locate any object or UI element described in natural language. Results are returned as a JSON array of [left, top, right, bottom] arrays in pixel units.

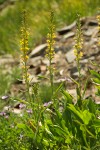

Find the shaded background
[[0, 0, 100, 54]]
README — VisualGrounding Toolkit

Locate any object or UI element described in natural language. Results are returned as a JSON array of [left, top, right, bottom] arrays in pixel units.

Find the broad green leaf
[[67, 104, 83, 123], [82, 110, 92, 125], [17, 123, 26, 129], [68, 104, 93, 125]]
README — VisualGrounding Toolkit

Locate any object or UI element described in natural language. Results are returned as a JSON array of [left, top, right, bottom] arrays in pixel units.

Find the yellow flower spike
[[21, 65, 25, 69], [45, 11, 56, 96], [73, 14, 84, 105], [74, 49, 77, 57], [74, 14, 83, 61], [19, 10, 32, 102]]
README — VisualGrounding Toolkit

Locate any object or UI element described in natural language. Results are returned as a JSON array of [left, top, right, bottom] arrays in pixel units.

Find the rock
[[71, 69, 86, 78], [83, 28, 97, 36], [59, 69, 64, 76], [2, 54, 13, 58], [63, 32, 75, 40], [42, 58, 49, 66], [54, 45, 61, 52], [29, 75, 38, 83], [54, 77, 67, 83], [80, 17, 87, 26], [80, 56, 95, 64], [57, 21, 76, 35], [68, 89, 77, 99], [70, 66, 77, 75], [89, 56, 95, 60], [65, 49, 76, 63], [95, 101, 100, 104], [89, 38, 98, 47], [0, 58, 15, 65], [87, 20, 98, 26], [12, 108, 22, 114], [35, 66, 41, 75], [28, 56, 42, 67], [29, 43, 47, 58], [80, 59, 88, 64], [40, 65, 47, 72], [72, 72, 79, 78]]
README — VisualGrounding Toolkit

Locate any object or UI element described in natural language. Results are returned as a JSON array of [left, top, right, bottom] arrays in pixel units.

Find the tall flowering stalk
[[46, 11, 56, 96], [20, 10, 31, 101], [74, 14, 83, 106]]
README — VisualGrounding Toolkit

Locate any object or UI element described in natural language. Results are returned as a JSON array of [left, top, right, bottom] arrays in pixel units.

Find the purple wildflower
[[27, 109, 33, 114], [1, 95, 9, 100], [43, 101, 52, 107], [19, 103, 26, 109], [5, 115, 9, 119], [0, 112, 6, 116]]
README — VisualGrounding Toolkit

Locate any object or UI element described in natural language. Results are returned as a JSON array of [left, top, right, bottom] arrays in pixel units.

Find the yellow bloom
[[74, 15, 83, 60], [79, 51, 83, 59], [74, 49, 77, 57]]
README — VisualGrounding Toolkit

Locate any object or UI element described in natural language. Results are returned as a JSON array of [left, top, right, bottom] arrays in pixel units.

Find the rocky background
[[0, 16, 100, 104]]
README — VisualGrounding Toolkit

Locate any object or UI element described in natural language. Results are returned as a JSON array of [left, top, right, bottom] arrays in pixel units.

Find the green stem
[[49, 27, 54, 97]]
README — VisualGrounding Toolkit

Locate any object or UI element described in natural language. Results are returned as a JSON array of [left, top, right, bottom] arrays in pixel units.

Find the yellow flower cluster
[[20, 28, 29, 61], [96, 15, 100, 45], [74, 49, 83, 59], [74, 15, 83, 60], [20, 10, 30, 82], [45, 11, 56, 61]]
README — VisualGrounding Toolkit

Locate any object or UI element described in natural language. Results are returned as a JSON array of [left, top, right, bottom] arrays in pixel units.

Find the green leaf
[[61, 90, 73, 103], [90, 70, 100, 80], [0, 139, 2, 143], [53, 125, 69, 136], [92, 78, 100, 85], [67, 104, 93, 125], [82, 110, 92, 125], [93, 120, 100, 128], [88, 99, 96, 114], [45, 128, 54, 139], [17, 123, 26, 129], [67, 104, 83, 123], [42, 139, 49, 146], [53, 82, 63, 99]]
